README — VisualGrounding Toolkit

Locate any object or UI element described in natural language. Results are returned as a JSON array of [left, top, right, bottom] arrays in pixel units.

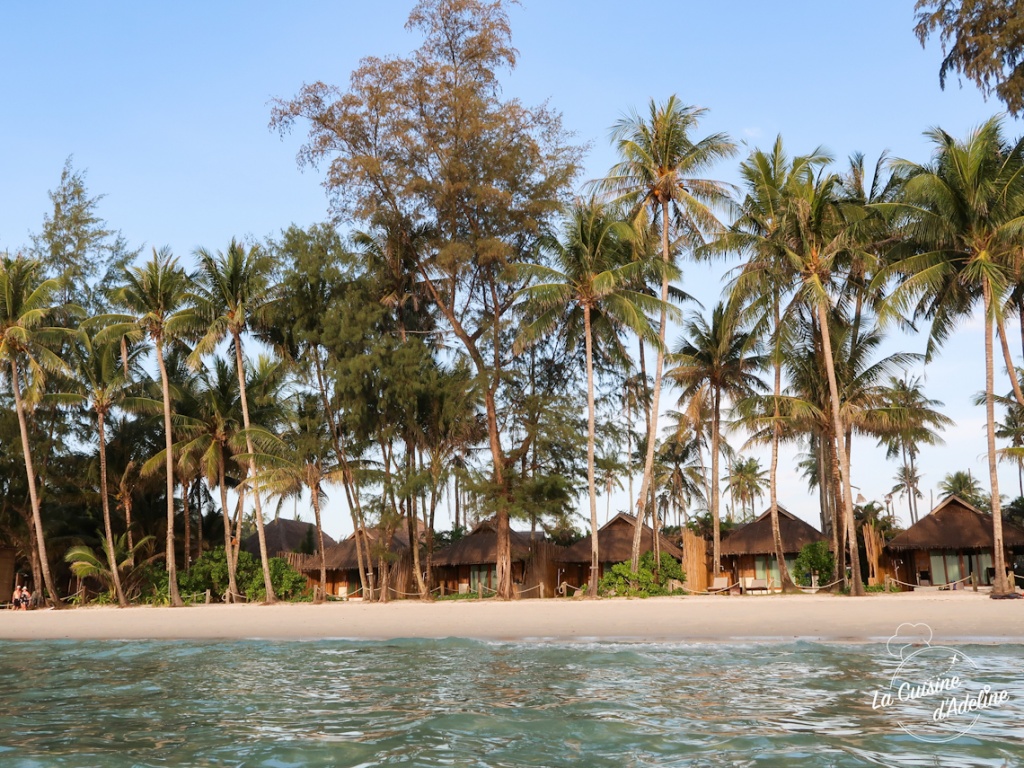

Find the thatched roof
[[557, 513, 683, 564], [720, 507, 826, 556], [241, 518, 336, 558], [886, 495, 1024, 552], [432, 518, 543, 567], [316, 528, 412, 572]]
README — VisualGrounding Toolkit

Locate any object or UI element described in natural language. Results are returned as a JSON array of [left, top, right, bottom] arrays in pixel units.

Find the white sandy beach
[[2, 592, 1023, 643]]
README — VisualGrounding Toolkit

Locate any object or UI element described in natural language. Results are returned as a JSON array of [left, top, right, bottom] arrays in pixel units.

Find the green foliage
[[914, 0, 1024, 115], [598, 552, 685, 597], [297, 526, 316, 556], [792, 541, 836, 587], [180, 547, 309, 601], [865, 583, 901, 593]]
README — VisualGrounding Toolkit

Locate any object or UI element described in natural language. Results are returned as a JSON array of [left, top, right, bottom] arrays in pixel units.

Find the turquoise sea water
[[0, 639, 1021, 767]]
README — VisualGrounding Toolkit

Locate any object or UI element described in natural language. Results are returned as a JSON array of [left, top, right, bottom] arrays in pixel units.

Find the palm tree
[[175, 358, 245, 601], [66, 326, 149, 606], [191, 239, 279, 602], [516, 200, 661, 595], [723, 457, 767, 522], [939, 470, 988, 509], [0, 255, 66, 605], [106, 247, 195, 607], [719, 138, 830, 592], [594, 96, 736, 571], [670, 302, 764, 573], [879, 118, 1024, 595], [995, 400, 1024, 497], [248, 393, 340, 603], [876, 375, 952, 524]]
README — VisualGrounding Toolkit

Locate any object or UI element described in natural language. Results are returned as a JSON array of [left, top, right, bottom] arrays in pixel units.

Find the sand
[[2, 591, 1023, 643]]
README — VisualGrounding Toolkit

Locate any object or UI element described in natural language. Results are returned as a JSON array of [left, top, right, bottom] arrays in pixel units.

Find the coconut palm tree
[[0, 255, 67, 605], [878, 118, 1024, 595], [718, 138, 831, 592], [670, 302, 765, 573], [66, 326, 151, 606], [594, 97, 736, 571], [876, 375, 952, 524], [190, 239, 279, 602], [247, 393, 340, 603], [516, 200, 663, 595], [105, 247, 196, 607], [723, 457, 767, 522]]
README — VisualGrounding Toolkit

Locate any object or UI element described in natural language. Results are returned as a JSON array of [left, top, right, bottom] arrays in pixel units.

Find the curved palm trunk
[[232, 332, 276, 603], [770, 307, 798, 592], [154, 341, 184, 607], [310, 480, 327, 603], [632, 200, 672, 572], [984, 283, 1011, 595], [996, 316, 1024, 407], [406, 446, 429, 600], [97, 411, 128, 606], [218, 457, 240, 602], [584, 305, 601, 596], [816, 303, 864, 596], [10, 359, 59, 607]]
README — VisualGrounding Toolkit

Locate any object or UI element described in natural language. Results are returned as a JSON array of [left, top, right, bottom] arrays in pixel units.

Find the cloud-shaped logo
[[886, 622, 933, 660]]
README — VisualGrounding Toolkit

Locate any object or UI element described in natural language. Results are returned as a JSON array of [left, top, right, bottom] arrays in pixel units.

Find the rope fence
[[885, 573, 977, 590]]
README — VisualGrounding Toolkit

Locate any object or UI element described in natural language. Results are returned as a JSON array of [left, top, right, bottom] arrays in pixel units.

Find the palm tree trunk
[[584, 305, 601, 596], [984, 282, 1011, 595], [154, 340, 183, 607], [817, 303, 865, 596], [770, 303, 797, 592], [218, 458, 240, 602], [711, 387, 722, 574], [406, 444, 429, 600], [232, 332, 276, 603], [310, 481, 327, 603], [10, 359, 59, 607], [182, 472, 191, 572], [97, 411, 128, 606], [631, 199, 672, 572], [996, 315, 1024, 406]]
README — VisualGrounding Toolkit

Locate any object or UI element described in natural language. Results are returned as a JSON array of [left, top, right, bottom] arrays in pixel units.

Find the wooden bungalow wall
[[434, 540, 561, 598], [680, 530, 708, 593]]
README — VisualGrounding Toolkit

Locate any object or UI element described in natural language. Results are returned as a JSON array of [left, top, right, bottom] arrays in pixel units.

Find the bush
[[180, 547, 309, 602], [598, 552, 685, 598], [793, 541, 836, 587]]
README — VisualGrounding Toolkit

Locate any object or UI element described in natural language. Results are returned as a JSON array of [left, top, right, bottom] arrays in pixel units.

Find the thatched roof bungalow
[[720, 507, 827, 590], [433, 518, 562, 598], [556, 513, 683, 589], [241, 518, 336, 559], [290, 526, 415, 599], [885, 495, 1024, 588]]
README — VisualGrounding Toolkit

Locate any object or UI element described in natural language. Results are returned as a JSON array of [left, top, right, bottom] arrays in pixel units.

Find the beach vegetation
[[598, 552, 684, 597]]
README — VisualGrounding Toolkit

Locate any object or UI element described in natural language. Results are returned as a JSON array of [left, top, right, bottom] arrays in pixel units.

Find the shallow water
[[0, 638, 1021, 767]]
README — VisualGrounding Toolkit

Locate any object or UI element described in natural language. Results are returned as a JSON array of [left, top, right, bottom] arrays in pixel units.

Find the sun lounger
[[707, 576, 730, 594], [745, 578, 770, 594]]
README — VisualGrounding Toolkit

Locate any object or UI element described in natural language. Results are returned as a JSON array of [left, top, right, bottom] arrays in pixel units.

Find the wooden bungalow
[[241, 518, 336, 559], [556, 512, 683, 589], [720, 507, 827, 590], [0, 546, 15, 604], [885, 495, 1024, 588], [433, 518, 562, 598], [291, 527, 415, 599]]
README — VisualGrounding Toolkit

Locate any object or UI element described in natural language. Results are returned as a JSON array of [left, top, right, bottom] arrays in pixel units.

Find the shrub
[[180, 547, 309, 602], [793, 541, 836, 587], [598, 552, 685, 597]]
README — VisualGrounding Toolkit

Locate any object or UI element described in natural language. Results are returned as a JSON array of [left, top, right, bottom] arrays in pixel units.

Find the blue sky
[[1, 2, 1020, 536]]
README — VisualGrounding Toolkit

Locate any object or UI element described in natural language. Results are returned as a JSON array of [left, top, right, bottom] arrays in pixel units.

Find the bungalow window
[[754, 556, 798, 586], [469, 565, 495, 592]]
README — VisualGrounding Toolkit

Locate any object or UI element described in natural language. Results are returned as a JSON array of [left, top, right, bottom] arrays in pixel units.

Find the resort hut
[[432, 518, 562, 598], [556, 513, 683, 590], [885, 495, 1024, 589], [292, 527, 415, 599], [241, 517, 336, 559], [720, 507, 827, 591]]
